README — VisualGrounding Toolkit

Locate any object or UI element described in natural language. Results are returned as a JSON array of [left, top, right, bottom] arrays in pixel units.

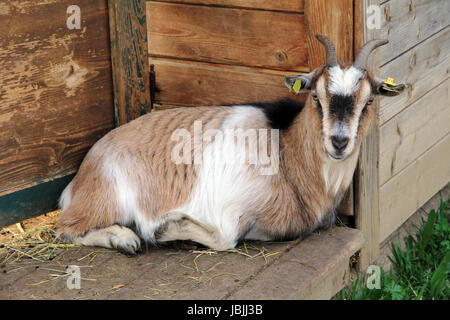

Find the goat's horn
[[354, 39, 389, 70], [315, 34, 338, 68]]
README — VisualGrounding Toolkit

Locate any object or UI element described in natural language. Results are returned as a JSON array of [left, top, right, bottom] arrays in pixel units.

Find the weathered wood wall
[[109, 0, 151, 125], [146, 0, 353, 110], [0, 0, 114, 225], [377, 0, 450, 241], [353, 0, 382, 272]]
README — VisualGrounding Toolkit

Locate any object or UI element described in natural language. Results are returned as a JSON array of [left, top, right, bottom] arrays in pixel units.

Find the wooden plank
[[354, 0, 381, 272], [295, 258, 350, 300], [0, 0, 114, 193], [304, 0, 353, 69], [147, 1, 309, 71], [150, 57, 307, 108], [379, 79, 450, 186], [227, 227, 365, 300], [109, 0, 151, 125], [1, 226, 362, 300], [152, 0, 305, 13], [379, 0, 450, 66], [380, 134, 450, 241], [0, 173, 75, 228], [379, 27, 450, 124]]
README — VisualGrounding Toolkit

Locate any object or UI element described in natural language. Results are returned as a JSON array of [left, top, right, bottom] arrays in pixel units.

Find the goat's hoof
[[109, 226, 141, 255]]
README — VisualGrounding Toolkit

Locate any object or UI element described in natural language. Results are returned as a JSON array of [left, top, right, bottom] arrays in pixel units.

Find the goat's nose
[[331, 136, 349, 152]]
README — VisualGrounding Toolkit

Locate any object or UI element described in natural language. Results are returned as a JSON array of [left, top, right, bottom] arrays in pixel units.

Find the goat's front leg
[[59, 224, 141, 255], [156, 213, 236, 250]]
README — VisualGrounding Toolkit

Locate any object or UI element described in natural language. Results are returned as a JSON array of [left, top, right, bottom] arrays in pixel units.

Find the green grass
[[338, 194, 449, 300]]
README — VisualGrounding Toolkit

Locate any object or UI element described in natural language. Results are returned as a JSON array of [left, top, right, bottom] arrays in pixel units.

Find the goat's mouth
[[328, 153, 345, 160], [323, 138, 355, 161], [321, 137, 352, 161]]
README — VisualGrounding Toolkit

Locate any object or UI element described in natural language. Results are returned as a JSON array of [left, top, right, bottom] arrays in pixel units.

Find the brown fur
[[57, 106, 233, 237]]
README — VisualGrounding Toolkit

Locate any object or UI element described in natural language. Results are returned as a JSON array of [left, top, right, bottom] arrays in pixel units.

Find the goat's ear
[[374, 77, 406, 96], [284, 70, 315, 94]]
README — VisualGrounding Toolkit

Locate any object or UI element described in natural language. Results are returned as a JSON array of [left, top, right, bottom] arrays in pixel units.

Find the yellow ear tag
[[383, 76, 396, 86], [292, 79, 302, 94], [382, 76, 398, 92]]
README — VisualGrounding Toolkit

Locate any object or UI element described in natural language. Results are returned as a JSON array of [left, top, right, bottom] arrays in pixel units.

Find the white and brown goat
[[56, 35, 405, 254]]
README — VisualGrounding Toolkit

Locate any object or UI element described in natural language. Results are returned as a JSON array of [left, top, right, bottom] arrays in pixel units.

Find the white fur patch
[[74, 225, 140, 253], [174, 106, 273, 246], [328, 66, 362, 96], [59, 181, 73, 211], [330, 121, 350, 140], [322, 151, 359, 197], [102, 157, 164, 242]]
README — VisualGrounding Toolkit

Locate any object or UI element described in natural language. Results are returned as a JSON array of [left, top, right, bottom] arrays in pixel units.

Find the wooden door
[[146, 0, 354, 110], [0, 0, 114, 226]]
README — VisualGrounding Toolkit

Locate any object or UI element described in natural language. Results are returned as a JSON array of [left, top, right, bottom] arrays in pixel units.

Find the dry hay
[[0, 211, 79, 266], [171, 241, 283, 290], [1, 210, 284, 272]]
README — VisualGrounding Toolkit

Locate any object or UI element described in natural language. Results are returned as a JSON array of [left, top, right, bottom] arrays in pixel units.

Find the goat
[[56, 35, 405, 254]]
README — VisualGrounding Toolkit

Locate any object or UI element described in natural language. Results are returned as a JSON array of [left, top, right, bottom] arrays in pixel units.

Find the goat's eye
[[313, 95, 322, 112], [362, 99, 374, 115]]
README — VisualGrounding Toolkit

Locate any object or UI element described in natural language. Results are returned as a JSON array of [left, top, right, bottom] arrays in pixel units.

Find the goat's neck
[[257, 100, 360, 237], [279, 100, 359, 206], [280, 101, 324, 189]]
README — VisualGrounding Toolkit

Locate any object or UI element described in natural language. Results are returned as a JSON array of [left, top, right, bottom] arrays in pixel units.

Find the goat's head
[[285, 35, 405, 160]]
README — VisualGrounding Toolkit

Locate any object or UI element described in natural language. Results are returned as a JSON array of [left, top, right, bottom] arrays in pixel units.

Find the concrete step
[[1, 223, 364, 300]]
